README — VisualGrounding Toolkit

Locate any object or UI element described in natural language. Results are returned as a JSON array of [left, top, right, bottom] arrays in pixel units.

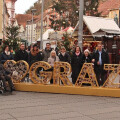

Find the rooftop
[[98, 0, 120, 16], [15, 14, 39, 28]]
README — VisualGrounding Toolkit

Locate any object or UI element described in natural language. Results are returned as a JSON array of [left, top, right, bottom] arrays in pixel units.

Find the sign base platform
[[14, 83, 120, 98]]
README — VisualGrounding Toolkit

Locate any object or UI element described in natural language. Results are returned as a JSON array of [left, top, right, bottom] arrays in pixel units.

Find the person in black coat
[[0, 62, 14, 94], [58, 47, 70, 85], [81, 49, 92, 86], [14, 44, 28, 62], [58, 46, 70, 63], [92, 43, 109, 86], [82, 49, 92, 64], [71, 46, 83, 84], [0, 46, 14, 64], [28, 44, 43, 67]]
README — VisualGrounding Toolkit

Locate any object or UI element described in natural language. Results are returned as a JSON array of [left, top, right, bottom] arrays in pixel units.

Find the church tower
[[5, 0, 17, 25]]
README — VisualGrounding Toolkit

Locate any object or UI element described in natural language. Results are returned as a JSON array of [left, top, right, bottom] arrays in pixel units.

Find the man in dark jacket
[[14, 44, 28, 62], [0, 62, 14, 94], [43, 43, 53, 62], [92, 43, 109, 86]]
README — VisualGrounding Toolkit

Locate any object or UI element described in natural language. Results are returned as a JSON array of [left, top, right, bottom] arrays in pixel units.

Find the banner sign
[[4, 60, 120, 88]]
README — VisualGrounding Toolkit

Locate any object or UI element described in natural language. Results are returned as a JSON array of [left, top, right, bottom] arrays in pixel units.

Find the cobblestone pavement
[[0, 91, 120, 120]]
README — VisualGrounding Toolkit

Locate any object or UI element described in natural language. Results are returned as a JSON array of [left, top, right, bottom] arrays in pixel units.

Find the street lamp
[[31, 9, 36, 44], [78, 0, 84, 52], [40, 0, 44, 49]]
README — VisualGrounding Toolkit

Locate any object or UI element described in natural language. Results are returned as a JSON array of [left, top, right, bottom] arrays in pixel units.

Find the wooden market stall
[[71, 15, 120, 64]]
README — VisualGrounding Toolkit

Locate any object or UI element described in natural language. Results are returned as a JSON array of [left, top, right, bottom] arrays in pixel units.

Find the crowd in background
[[0, 42, 110, 94]]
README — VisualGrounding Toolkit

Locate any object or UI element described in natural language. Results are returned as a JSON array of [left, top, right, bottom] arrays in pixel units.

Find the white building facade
[[26, 22, 37, 45]]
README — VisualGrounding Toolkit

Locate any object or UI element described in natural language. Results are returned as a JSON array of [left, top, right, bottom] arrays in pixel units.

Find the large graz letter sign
[[4, 60, 120, 88]]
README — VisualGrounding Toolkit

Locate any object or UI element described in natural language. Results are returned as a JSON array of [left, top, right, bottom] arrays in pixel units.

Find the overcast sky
[[15, 0, 38, 14]]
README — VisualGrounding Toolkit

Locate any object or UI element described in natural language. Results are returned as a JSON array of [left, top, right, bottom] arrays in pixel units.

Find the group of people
[[0, 42, 109, 95]]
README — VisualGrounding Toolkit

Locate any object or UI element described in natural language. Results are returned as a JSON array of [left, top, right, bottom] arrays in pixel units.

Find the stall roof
[[94, 29, 120, 35], [84, 16, 120, 35], [72, 16, 120, 36]]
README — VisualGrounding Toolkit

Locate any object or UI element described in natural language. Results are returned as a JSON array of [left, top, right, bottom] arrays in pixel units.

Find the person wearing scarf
[[0, 46, 13, 64], [71, 46, 83, 84]]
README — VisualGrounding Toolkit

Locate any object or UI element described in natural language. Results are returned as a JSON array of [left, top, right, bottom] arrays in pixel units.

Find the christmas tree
[[3, 26, 20, 51], [49, 0, 101, 30], [57, 33, 71, 52], [50, 0, 78, 30]]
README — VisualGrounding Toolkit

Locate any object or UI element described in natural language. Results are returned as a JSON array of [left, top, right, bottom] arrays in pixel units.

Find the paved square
[[0, 91, 120, 120]]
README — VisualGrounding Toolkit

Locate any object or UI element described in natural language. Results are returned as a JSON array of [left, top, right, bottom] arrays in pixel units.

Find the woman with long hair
[[48, 50, 59, 84], [28, 44, 43, 66], [71, 46, 83, 84], [0, 46, 13, 64]]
